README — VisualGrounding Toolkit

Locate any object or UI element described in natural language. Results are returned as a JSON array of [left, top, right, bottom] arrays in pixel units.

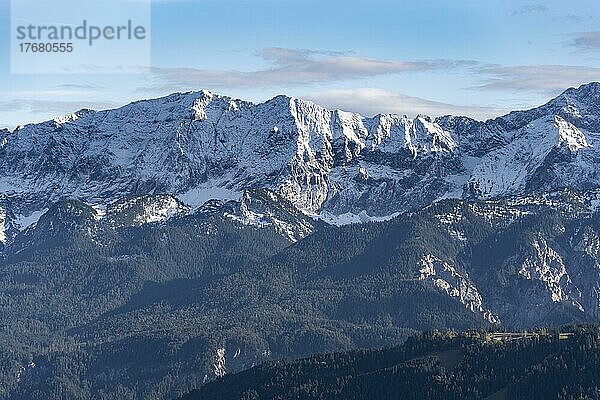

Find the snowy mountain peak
[[500, 82, 600, 133], [553, 82, 600, 108], [53, 109, 95, 125]]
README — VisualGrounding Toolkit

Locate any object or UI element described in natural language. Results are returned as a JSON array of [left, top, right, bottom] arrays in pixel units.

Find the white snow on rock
[[213, 347, 226, 378], [467, 115, 594, 198], [419, 254, 500, 324], [14, 209, 48, 230], [315, 210, 400, 226], [434, 207, 467, 241], [0, 207, 6, 243], [554, 115, 591, 151], [177, 183, 242, 211], [573, 227, 600, 258], [223, 190, 316, 242], [518, 237, 583, 309], [107, 195, 190, 227]]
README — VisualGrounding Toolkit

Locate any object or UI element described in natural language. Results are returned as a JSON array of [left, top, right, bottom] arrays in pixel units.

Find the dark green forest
[[181, 325, 600, 400]]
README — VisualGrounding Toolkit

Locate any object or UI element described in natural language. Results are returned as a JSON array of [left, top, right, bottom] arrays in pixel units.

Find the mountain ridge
[[1, 82, 600, 244]]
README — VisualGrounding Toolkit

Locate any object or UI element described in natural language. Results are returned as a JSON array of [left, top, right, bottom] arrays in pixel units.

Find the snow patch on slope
[[15, 209, 48, 230], [315, 210, 400, 226], [555, 115, 591, 151], [177, 184, 242, 211]]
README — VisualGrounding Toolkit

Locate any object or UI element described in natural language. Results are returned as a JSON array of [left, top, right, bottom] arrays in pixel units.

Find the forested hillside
[[4, 190, 600, 399], [181, 325, 600, 400]]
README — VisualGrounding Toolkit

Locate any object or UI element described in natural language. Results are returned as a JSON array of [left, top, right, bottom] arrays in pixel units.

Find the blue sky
[[1, 0, 600, 129]]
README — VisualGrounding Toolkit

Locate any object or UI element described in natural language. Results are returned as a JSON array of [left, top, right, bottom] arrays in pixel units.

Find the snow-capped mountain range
[[4, 83, 600, 400], [1, 82, 600, 244]]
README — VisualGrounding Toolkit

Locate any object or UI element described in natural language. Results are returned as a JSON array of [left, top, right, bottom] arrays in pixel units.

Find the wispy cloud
[[475, 65, 600, 93], [304, 88, 506, 121], [569, 31, 600, 50], [0, 89, 98, 98], [141, 48, 475, 92], [52, 83, 105, 90], [0, 99, 118, 117], [560, 14, 592, 23], [511, 4, 548, 16]]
